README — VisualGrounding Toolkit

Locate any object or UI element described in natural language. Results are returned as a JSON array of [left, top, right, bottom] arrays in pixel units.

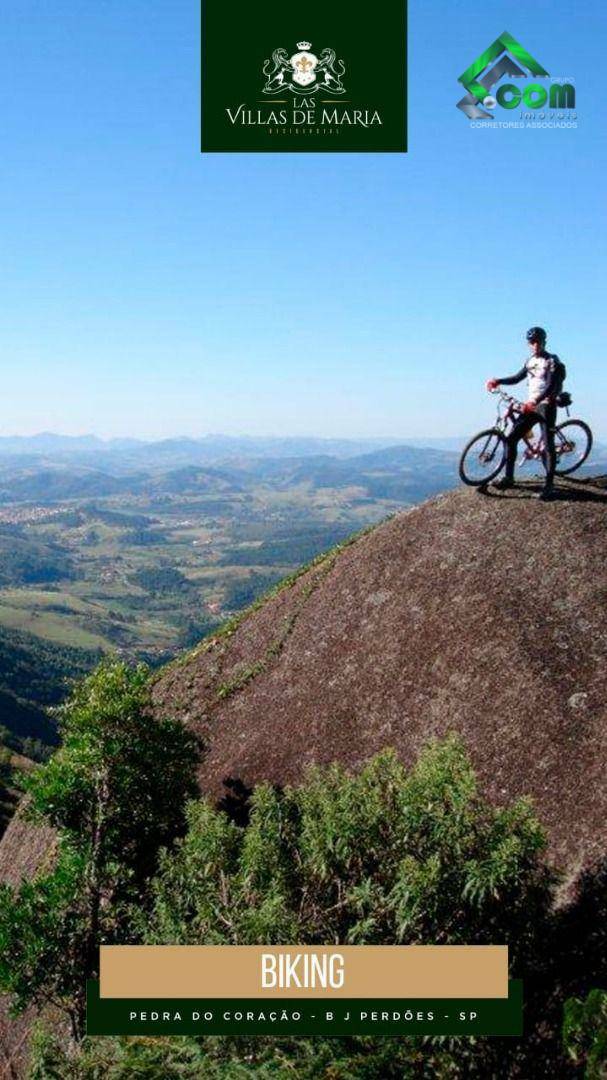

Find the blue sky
[[0, 0, 605, 439]]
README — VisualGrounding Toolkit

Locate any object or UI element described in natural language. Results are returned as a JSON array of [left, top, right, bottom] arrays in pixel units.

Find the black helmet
[[526, 326, 547, 344]]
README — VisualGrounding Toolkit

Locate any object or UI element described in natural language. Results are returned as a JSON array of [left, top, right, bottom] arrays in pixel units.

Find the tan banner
[[100, 945, 508, 999]]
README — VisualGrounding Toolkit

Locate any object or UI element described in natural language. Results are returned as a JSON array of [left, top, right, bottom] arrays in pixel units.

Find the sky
[[0, 0, 605, 440]]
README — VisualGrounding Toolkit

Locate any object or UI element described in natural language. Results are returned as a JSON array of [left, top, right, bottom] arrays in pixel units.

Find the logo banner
[[201, 0, 407, 152]]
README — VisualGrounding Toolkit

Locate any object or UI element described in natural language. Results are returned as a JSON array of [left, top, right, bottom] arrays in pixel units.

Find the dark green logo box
[[201, 0, 407, 152]]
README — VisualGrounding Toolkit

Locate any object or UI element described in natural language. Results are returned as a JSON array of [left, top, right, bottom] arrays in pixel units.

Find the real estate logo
[[201, 0, 407, 153], [226, 38, 374, 137], [456, 31, 577, 128]]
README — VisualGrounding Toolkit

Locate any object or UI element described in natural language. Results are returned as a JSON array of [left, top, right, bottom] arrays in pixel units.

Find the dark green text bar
[[87, 980, 523, 1037]]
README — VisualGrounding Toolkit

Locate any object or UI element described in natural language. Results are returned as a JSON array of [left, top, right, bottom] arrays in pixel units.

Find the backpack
[[552, 355, 567, 395], [551, 355, 570, 407]]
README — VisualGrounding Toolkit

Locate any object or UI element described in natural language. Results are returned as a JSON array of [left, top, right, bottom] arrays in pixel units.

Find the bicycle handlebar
[[488, 388, 524, 409]]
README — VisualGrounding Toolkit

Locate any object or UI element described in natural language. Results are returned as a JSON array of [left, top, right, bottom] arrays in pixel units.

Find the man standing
[[486, 327, 564, 501]]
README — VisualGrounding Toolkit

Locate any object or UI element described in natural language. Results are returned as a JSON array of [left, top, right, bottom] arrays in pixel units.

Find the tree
[[0, 660, 198, 1039]]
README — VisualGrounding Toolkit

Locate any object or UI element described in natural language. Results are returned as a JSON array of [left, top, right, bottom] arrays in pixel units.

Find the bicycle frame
[[491, 390, 553, 467]]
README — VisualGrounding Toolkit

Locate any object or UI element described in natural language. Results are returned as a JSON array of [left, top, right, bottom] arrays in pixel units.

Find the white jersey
[[497, 352, 561, 405], [525, 354, 556, 403]]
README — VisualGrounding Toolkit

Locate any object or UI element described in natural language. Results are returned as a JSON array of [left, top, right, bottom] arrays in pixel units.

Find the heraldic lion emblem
[[262, 41, 346, 96]]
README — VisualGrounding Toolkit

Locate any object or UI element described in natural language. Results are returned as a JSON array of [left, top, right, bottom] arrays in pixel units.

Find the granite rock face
[[153, 477, 607, 885]]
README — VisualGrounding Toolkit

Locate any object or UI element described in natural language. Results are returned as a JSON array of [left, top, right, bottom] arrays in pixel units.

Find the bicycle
[[459, 390, 593, 487]]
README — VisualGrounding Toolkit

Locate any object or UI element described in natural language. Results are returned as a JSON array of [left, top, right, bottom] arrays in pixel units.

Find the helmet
[[526, 326, 547, 344]]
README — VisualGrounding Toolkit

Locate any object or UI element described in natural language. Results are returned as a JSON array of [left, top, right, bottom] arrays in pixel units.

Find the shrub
[[563, 989, 607, 1078], [145, 738, 554, 964]]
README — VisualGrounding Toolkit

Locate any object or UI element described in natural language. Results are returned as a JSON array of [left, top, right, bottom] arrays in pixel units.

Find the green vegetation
[[216, 658, 267, 700], [0, 625, 100, 752], [174, 612, 220, 649], [563, 989, 607, 1078], [121, 527, 168, 546], [131, 566, 192, 594], [0, 740, 21, 835], [0, 601, 109, 649], [21, 1027, 530, 1079], [222, 570, 283, 611], [144, 740, 552, 956], [0, 661, 198, 1039], [219, 524, 354, 568], [0, 529, 74, 588], [0, 664, 562, 1076], [0, 626, 96, 709]]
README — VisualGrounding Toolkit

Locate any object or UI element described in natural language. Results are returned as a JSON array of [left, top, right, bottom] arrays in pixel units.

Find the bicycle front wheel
[[459, 428, 508, 486], [554, 419, 593, 476]]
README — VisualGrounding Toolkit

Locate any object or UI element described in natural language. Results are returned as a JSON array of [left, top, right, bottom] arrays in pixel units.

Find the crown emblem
[[296, 41, 312, 51]]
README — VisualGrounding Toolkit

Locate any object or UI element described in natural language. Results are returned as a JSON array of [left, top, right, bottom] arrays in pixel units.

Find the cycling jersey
[[497, 351, 561, 405]]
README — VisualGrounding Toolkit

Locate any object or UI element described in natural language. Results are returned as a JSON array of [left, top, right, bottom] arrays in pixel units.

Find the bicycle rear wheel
[[554, 419, 593, 476], [459, 428, 508, 486]]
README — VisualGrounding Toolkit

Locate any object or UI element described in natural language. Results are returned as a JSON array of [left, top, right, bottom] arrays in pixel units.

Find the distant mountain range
[[0, 433, 465, 467], [0, 444, 461, 504]]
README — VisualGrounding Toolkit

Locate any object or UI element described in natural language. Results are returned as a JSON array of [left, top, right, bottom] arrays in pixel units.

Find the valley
[[0, 437, 460, 756]]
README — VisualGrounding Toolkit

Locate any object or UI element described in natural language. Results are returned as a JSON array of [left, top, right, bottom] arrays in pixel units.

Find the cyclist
[[486, 327, 564, 501]]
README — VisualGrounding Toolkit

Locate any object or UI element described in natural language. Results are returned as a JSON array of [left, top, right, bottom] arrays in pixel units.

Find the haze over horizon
[[0, 429, 457, 444], [1, 427, 605, 448]]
